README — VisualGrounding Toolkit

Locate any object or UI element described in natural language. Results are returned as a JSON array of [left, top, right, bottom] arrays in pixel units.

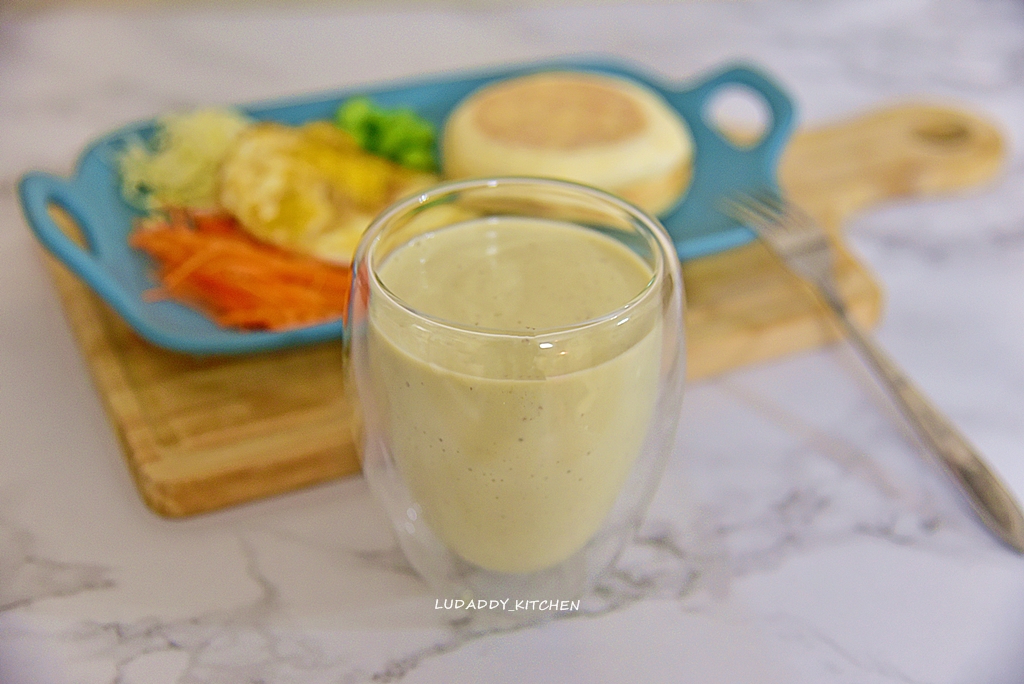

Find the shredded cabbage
[[119, 107, 252, 210]]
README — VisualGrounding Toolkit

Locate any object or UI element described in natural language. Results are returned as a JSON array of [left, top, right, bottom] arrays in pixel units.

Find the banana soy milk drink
[[368, 216, 662, 573]]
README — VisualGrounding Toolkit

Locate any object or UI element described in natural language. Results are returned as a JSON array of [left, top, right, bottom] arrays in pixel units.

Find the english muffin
[[442, 71, 692, 215]]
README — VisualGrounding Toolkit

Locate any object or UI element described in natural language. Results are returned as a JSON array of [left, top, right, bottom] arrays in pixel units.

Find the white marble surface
[[3, 1, 1024, 682]]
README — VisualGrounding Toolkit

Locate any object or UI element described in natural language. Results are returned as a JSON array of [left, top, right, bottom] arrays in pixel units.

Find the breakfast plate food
[[18, 56, 794, 355]]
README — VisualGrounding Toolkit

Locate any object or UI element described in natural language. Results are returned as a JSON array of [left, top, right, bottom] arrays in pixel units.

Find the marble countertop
[[3, 1, 1024, 682]]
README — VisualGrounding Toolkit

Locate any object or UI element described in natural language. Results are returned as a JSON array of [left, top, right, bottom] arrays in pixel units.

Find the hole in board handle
[[914, 120, 972, 146]]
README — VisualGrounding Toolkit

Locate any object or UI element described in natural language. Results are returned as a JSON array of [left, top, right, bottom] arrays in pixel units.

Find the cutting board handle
[[780, 104, 1005, 225]]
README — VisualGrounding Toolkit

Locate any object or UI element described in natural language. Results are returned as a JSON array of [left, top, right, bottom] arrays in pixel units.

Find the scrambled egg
[[218, 121, 437, 263]]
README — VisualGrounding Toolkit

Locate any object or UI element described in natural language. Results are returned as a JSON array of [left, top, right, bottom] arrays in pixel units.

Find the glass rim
[[358, 176, 675, 339]]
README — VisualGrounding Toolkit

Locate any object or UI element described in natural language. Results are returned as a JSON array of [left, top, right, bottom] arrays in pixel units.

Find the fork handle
[[824, 295, 1024, 552]]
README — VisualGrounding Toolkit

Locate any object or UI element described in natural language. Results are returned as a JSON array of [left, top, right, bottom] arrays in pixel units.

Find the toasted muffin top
[[471, 74, 647, 150]]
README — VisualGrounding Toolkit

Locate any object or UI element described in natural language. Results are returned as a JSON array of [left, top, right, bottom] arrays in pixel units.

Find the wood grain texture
[[39, 103, 1004, 517]]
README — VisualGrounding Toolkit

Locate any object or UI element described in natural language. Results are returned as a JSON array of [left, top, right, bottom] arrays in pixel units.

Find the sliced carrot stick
[[130, 209, 352, 331]]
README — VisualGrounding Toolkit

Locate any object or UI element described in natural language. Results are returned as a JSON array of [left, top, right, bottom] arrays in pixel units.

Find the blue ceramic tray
[[18, 57, 794, 356]]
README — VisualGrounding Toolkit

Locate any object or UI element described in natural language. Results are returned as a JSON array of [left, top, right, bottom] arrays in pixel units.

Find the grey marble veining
[[0, 516, 114, 613], [2, 1, 1024, 682]]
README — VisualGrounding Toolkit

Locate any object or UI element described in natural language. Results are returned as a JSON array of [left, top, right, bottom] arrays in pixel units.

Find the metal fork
[[727, 191, 1024, 553]]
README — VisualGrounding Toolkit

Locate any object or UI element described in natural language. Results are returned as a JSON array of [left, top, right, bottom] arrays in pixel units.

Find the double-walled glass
[[346, 178, 685, 609]]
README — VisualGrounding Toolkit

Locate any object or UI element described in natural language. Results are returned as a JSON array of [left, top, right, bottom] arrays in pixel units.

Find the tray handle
[[674, 63, 794, 163], [663, 64, 796, 258], [18, 172, 132, 310]]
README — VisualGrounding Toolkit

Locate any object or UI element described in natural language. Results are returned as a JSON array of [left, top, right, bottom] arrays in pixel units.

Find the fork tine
[[723, 190, 837, 283], [722, 191, 788, 237], [774, 196, 816, 231], [727, 190, 821, 242], [722, 191, 768, 224]]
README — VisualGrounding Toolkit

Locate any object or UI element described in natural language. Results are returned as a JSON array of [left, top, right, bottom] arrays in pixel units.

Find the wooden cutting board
[[41, 104, 1004, 517]]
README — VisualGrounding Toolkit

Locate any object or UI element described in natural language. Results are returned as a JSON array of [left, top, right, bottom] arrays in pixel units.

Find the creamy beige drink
[[368, 216, 662, 573]]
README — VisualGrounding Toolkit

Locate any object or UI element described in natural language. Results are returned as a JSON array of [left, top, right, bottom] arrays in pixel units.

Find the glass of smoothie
[[346, 177, 685, 611]]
